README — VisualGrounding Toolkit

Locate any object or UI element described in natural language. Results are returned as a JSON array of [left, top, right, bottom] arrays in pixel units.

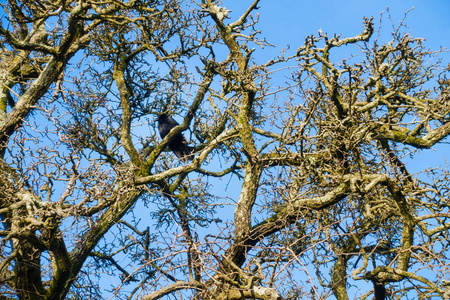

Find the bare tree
[[0, 0, 449, 299]]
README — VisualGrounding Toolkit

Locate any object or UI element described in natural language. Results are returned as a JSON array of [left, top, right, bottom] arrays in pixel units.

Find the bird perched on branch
[[157, 114, 192, 162]]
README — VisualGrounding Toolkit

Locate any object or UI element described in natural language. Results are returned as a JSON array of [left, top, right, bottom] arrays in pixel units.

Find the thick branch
[[141, 281, 204, 300]]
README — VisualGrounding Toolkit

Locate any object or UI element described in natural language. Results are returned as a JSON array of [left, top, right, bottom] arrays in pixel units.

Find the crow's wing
[[168, 135, 192, 162], [157, 114, 193, 162]]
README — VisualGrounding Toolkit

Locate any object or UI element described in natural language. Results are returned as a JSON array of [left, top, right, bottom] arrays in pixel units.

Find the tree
[[0, 0, 449, 299]]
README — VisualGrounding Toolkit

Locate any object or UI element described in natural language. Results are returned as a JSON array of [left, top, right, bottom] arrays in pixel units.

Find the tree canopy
[[0, 1, 449, 299]]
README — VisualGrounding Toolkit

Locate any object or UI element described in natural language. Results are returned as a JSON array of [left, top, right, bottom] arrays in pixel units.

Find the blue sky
[[255, 1, 450, 48], [222, 1, 450, 63]]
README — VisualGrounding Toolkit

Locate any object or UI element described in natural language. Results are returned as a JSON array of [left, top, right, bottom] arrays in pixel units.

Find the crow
[[157, 114, 192, 162]]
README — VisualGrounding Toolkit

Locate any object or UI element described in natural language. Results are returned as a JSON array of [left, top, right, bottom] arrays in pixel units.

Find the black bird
[[157, 114, 192, 162]]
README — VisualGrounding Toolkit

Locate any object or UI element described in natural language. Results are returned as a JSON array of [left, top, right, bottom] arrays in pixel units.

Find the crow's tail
[[170, 143, 193, 162]]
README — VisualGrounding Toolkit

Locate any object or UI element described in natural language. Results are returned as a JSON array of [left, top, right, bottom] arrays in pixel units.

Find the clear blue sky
[[223, 1, 450, 64], [249, 1, 450, 50]]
